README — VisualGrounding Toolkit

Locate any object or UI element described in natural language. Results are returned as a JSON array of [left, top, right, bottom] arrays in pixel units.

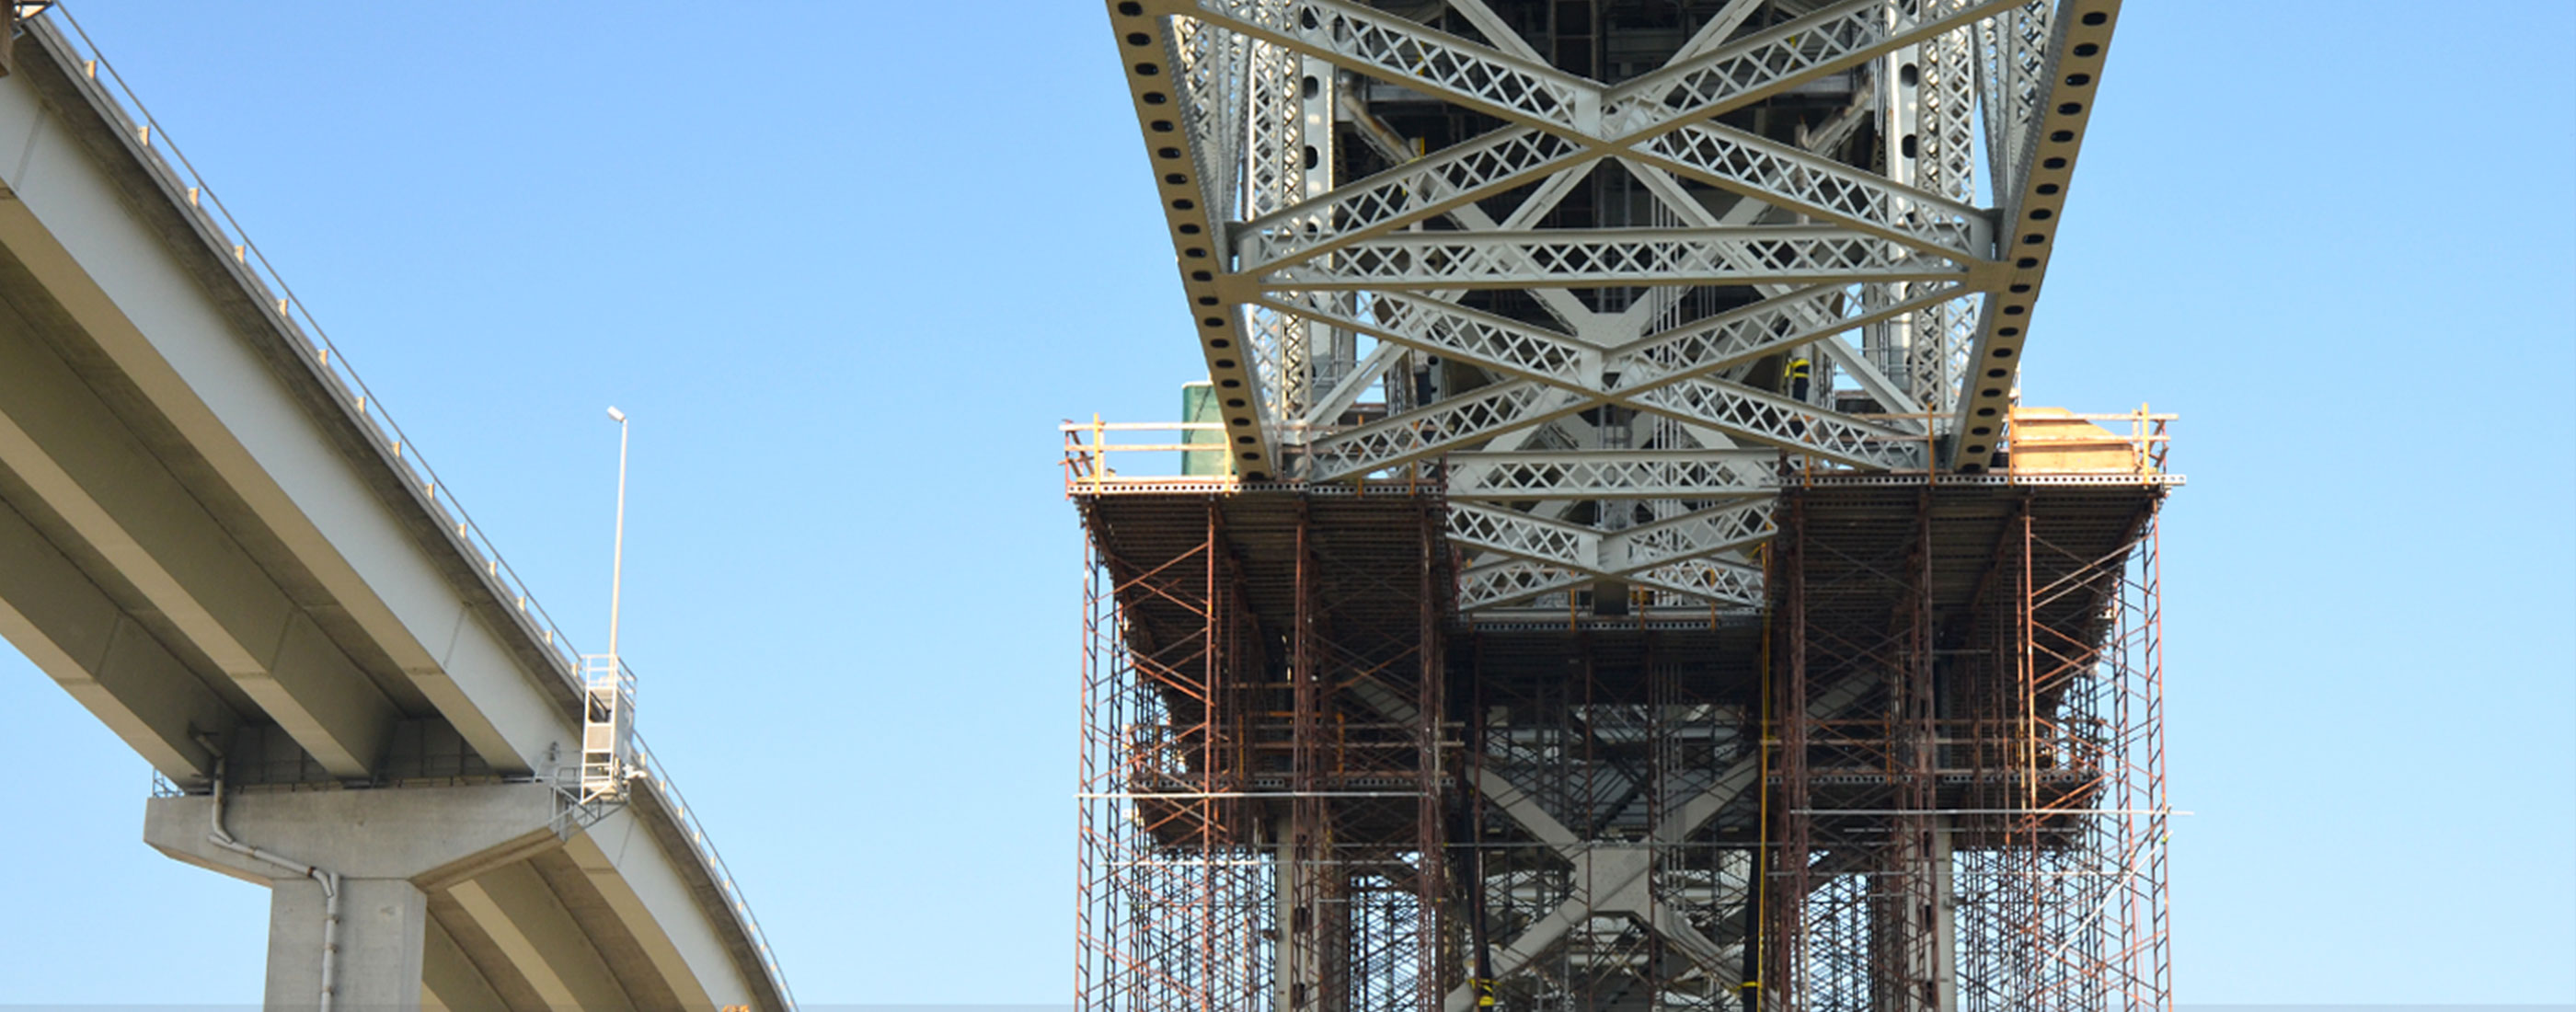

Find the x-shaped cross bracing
[[1448, 501, 1774, 583], [1344, 671, 1877, 1005], [1203, 0, 2020, 272], [1116, 0, 2121, 613]]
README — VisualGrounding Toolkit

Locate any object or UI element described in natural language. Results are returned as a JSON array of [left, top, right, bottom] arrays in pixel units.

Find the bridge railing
[[36, 10, 798, 1007], [1061, 419, 1441, 495], [632, 737, 799, 1011], [39, 6, 592, 686]]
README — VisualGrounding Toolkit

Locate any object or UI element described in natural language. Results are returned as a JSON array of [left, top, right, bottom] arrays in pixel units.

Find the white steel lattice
[[1109, 0, 2123, 614]]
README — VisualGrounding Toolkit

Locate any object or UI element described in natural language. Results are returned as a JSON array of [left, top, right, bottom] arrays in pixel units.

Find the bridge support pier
[[262, 876, 429, 1010], [143, 782, 566, 1011]]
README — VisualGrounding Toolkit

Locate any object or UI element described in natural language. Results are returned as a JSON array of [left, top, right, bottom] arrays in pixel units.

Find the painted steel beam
[[1949, 0, 2122, 469]]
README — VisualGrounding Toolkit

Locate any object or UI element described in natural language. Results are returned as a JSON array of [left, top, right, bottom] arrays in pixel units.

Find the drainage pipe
[[208, 761, 341, 1012]]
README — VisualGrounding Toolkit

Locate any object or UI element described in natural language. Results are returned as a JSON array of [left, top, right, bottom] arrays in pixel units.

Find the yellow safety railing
[[1061, 419, 1235, 494], [2004, 405, 2176, 482]]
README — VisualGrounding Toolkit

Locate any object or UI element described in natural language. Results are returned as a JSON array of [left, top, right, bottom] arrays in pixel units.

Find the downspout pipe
[[208, 761, 341, 1012]]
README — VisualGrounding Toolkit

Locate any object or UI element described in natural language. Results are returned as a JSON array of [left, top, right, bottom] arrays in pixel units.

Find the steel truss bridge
[[1102, 0, 2121, 615], [1074, 2, 2176, 1010]]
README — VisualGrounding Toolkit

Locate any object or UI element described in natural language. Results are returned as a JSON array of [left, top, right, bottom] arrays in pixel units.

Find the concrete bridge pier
[[144, 782, 566, 1011]]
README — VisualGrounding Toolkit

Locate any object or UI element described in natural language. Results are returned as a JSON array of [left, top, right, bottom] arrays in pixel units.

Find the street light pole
[[606, 406, 628, 663]]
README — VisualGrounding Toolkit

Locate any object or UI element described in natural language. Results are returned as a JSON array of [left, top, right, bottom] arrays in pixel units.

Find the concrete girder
[[450, 863, 641, 1012], [423, 916, 512, 1012], [0, 44, 569, 775], [0, 307, 398, 776], [0, 494, 236, 777], [0, 19, 793, 1010], [564, 813, 733, 1012]]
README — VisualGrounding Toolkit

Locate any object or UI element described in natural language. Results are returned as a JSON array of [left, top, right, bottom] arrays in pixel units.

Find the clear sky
[[0, 1, 2569, 1006]]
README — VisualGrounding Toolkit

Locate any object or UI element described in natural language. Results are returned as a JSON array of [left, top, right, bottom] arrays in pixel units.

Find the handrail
[[31, 8, 796, 1007], [1061, 419, 1234, 493], [37, 6, 593, 684], [634, 738, 799, 1011], [1068, 409, 2176, 491]]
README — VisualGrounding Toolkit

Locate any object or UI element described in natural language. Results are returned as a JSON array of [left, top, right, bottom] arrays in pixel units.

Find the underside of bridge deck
[[0, 12, 791, 1009]]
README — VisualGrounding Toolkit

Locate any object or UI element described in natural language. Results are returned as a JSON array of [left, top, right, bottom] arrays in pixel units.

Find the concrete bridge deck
[[0, 11, 790, 1009]]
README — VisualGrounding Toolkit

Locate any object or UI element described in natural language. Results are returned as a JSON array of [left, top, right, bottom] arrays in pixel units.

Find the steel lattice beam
[[1103, 0, 2123, 611]]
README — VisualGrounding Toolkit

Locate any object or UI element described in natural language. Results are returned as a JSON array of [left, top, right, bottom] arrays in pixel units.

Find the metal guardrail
[[633, 741, 798, 1010], [1062, 419, 1444, 495], [1064, 410, 2179, 493], [34, 7, 797, 1007], [38, 6, 596, 687]]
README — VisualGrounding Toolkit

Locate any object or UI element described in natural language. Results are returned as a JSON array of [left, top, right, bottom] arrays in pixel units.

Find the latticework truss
[[1107, 0, 2121, 621]]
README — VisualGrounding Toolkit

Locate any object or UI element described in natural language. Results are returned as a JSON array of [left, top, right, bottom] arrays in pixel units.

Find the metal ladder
[[577, 654, 636, 803]]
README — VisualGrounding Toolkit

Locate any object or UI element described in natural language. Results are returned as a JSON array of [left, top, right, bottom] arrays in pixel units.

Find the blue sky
[[0, 1, 2569, 1005]]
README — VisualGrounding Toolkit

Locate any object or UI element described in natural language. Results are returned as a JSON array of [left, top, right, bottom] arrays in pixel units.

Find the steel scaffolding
[[1079, 0, 2169, 1003], [1074, 473, 2168, 1011], [1078, 495, 1453, 1011], [1769, 488, 2169, 1011]]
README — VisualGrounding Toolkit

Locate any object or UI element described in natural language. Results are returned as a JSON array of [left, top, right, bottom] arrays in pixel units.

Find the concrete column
[[144, 783, 564, 1012], [264, 877, 428, 1010]]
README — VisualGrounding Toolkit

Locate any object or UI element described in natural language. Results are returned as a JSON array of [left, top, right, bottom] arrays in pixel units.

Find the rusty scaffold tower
[[1071, 2, 2177, 1009]]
